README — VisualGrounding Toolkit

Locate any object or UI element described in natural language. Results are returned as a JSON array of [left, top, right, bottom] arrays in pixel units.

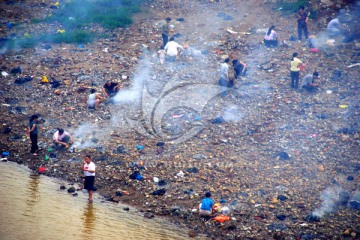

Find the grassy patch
[[42, 31, 95, 44], [39, 0, 142, 30], [7, 0, 143, 50], [276, 0, 309, 13], [17, 37, 38, 48]]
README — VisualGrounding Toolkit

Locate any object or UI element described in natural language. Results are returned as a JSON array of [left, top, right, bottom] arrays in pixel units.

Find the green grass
[[39, 0, 142, 30], [276, 0, 309, 13], [5, 0, 143, 50], [43, 31, 95, 44]]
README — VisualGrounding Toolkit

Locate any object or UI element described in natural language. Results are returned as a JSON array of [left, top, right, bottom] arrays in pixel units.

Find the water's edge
[[0, 160, 204, 240]]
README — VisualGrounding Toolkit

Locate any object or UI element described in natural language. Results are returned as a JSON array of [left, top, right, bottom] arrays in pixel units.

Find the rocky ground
[[1, 0, 360, 239]]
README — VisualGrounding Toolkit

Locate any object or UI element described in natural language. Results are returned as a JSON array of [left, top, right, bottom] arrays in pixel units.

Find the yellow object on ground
[[57, 29, 65, 34], [339, 104, 348, 109], [41, 76, 49, 83]]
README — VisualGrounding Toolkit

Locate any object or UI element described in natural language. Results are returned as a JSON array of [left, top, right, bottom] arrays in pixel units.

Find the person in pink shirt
[[264, 26, 278, 47]]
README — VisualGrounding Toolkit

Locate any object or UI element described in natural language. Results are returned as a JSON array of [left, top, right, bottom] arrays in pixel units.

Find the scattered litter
[[14, 76, 33, 85], [151, 188, 166, 196]]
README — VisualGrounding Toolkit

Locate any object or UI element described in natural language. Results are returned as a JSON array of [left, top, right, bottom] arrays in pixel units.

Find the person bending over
[[199, 192, 214, 217], [232, 59, 247, 79], [87, 89, 104, 110], [102, 80, 120, 98], [53, 128, 73, 149], [264, 26, 278, 47], [300, 71, 319, 92]]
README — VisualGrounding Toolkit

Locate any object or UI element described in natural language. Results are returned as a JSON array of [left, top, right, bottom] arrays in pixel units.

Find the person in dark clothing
[[162, 17, 172, 48], [297, 6, 309, 40], [28, 115, 39, 155], [102, 80, 120, 98], [232, 59, 247, 79]]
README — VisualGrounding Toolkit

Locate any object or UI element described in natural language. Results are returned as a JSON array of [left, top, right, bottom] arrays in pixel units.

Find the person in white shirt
[[218, 58, 229, 97], [327, 18, 346, 37], [82, 155, 96, 203], [164, 37, 184, 62], [53, 128, 73, 149], [87, 89, 104, 110]]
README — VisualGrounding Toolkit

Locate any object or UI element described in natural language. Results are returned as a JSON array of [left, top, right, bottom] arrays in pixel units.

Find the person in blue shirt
[[199, 192, 214, 216]]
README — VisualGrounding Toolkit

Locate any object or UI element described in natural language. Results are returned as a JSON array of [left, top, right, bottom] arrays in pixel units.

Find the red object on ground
[[38, 166, 46, 173], [309, 48, 319, 53], [214, 215, 230, 223]]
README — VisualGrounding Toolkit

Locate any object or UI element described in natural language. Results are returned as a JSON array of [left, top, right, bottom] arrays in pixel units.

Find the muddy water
[[0, 161, 193, 240]]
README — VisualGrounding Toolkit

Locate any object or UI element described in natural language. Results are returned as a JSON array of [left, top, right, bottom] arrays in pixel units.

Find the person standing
[[297, 6, 309, 41], [83, 155, 96, 203], [218, 58, 230, 97], [28, 114, 39, 155], [162, 17, 172, 48], [290, 52, 304, 89]]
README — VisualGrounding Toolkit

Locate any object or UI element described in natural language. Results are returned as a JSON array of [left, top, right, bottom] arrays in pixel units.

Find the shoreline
[[1, 0, 360, 239]]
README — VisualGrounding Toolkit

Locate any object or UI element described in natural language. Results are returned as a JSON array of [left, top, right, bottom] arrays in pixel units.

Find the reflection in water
[[82, 203, 96, 237], [0, 162, 197, 240], [26, 174, 40, 209]]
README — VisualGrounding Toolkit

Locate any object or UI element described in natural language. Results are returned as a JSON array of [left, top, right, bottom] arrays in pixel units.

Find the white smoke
[[312, 186, 343, 218], [223, 104, 243, 122], [71, 123, 97, 149], [112, 59, 151, 105]]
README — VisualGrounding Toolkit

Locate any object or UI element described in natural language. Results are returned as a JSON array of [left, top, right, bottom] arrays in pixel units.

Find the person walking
[[82, 155, 96, 203], [297, 6, 309, 41], [290, 52, 304, 89], [161, 17, 172, 48], [28, 114, 39, 155]]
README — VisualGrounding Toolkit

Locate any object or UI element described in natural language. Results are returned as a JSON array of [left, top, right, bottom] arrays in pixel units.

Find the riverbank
[[1, 0, 360, 239], [0, 160, 196, 240]]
